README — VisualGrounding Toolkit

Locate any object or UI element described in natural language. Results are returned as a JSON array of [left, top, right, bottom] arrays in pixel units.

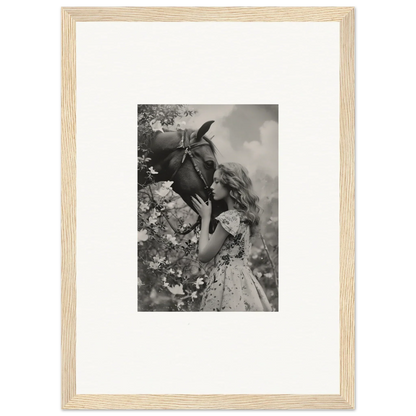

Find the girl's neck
[[226, 196, 234, 210]]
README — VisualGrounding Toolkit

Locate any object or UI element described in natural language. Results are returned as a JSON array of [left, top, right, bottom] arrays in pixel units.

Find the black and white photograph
[[138, 105, 278, 311]]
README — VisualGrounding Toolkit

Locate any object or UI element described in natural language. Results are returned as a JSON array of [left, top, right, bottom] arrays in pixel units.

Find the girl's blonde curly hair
[[216, 162, 261, 236]]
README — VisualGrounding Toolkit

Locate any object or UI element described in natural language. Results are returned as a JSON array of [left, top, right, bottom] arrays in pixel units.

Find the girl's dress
[[199, 210, 273, 311]]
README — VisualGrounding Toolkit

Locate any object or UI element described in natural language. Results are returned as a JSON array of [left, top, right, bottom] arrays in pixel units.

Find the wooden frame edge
[[61, 7, 77, 409], [62, 6, 354, 22], [61, 6, 355, 410], [339, 7, 355, 410], [63, 394, 353, 410]]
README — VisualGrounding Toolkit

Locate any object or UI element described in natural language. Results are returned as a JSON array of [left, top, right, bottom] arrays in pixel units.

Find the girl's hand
[[191, 194, 212, 220]]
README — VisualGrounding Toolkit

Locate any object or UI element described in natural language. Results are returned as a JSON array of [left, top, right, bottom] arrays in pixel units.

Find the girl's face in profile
[[210, 170, 229, 201]]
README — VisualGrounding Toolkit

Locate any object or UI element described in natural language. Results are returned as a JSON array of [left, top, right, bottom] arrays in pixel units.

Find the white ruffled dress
[[199, 210, 272, 311]]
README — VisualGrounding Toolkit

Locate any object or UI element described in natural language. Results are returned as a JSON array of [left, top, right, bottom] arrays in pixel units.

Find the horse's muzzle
[[206, 189, 214, 201]]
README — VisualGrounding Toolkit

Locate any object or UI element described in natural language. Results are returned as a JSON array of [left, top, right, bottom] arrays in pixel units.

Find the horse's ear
[[196, 120, 215, 141]]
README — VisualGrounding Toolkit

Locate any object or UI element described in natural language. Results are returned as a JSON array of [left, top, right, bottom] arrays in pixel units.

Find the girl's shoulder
[[216, 210, 246, 236], [216, 209, 241, 220]]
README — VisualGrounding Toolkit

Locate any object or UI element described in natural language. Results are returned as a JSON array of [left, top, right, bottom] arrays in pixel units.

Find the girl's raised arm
[[191, 194, 230, 263], [197, 220, 229, 263]]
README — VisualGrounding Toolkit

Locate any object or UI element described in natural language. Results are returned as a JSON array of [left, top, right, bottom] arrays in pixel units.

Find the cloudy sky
[[175, 105, 278, 179]]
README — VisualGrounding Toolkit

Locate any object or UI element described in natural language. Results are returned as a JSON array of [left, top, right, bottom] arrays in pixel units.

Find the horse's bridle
[[169, 129, 214, 194], [149, 128, 216, 235]]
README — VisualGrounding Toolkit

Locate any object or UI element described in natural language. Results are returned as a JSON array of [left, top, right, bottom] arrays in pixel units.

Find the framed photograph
[[62, 7, 354, 409], [137, 104, 279, 312]]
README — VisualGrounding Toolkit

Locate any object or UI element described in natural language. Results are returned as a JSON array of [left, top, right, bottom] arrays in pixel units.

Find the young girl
[[191, 162, 273, 311]]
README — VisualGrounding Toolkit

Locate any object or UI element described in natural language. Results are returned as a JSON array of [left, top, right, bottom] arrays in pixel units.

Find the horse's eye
[[204, 160, 215, 169]]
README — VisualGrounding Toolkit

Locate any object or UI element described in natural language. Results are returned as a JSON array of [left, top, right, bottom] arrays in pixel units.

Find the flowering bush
[[138, 173, 215, 311]]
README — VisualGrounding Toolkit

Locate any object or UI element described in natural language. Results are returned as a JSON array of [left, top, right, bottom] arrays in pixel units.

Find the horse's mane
[[202, 136, 219, 157]]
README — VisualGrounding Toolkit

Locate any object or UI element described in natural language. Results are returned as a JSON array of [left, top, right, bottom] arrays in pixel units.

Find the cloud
[[242, 120, 278, 177], [207, 118, 278, 181]]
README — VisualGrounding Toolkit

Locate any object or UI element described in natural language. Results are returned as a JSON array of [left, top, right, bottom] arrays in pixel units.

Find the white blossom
[[139, 202, 150, 212], [154, 254, 165, 264], [148, 216, 157, 226], [165, 234, 178, 245], [137, 229, 149, 242], [148, 262, 158, 270], [167, 284, 185, 295], [148, 166, 159, 175], [151, 208, 160, 217], [195, 277, 205, 289]]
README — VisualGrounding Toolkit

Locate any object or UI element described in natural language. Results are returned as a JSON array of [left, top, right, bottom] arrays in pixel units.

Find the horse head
[[139, 120, 227, 233]]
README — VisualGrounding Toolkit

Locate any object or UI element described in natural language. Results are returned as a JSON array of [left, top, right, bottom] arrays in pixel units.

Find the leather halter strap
[[169, 129, 213, 191]]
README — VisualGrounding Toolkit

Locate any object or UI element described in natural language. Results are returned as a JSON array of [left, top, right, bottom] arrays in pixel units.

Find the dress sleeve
[[216, 210, 240, 236]]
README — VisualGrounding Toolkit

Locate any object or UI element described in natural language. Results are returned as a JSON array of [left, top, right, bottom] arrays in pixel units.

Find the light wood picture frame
[[62, 6, 355, 410]]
